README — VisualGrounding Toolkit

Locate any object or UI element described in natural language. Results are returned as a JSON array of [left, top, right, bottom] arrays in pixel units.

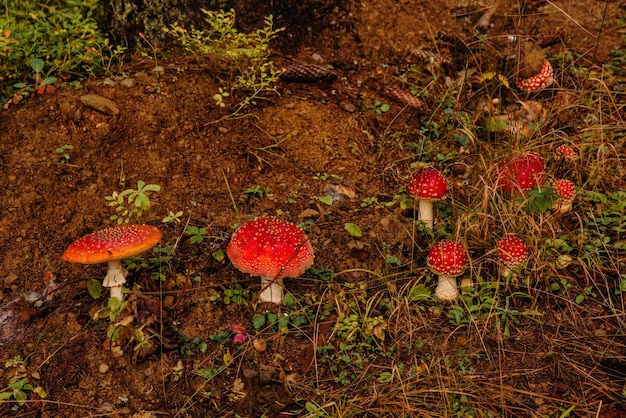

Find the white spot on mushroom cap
[[427, 240, 468, 276]]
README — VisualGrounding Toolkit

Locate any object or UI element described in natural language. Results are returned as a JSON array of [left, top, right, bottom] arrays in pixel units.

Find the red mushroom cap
[[407, 167, 449, 201], [554, 179, 575, 200], [62, 225, 162, 264], [516, 59, 554, 92], [427, 240, 468, 277], [556, 145, 577, 161], [497, 236, 529, 267], [227, 217, 314, 280], [497, 152, 545, 193]]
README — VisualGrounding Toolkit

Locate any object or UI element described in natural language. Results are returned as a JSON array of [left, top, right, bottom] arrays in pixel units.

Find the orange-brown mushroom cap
[[62, 225, 162, 264], [227, 217, 314, 279]]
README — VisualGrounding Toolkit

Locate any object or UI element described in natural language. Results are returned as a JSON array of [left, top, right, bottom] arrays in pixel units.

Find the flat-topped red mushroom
[[427, 240, 468, 301], [552, 179, 575, 213], [62, 225, 162, 301], [407, 167, 449, 229], [497, 236, 528, 280], [497, 152, 545, 194], [227, 217, 314, 305]]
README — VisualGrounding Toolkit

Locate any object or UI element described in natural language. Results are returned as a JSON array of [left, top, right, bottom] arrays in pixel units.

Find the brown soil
[[1, 1, 625, 417]]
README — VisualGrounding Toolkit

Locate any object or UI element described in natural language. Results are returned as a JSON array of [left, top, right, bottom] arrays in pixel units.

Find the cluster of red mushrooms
[[61, 49, 576, 304], [406, 146, 577, 300], [61, 147, 577, 304]]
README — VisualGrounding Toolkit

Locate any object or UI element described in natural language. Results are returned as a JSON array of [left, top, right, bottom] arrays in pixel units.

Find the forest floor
[[1, 1, 626, 417]]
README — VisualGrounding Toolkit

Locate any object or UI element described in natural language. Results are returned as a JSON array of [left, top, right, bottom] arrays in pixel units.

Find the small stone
[[218, 127, 228, 133], [340, 101, 356, 113], [4, 272, 18, 285], [120, 78, 136, 88], [99, 363, 109, 373], [80, 94, 120, 116]]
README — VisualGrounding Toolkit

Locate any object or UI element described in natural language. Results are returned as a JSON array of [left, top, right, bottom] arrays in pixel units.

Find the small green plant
[[244, 185, 273, 198], [105, 180, 161, 224], [55, 144, 74, 164], [525, 186, 558, 214], [126, 244, 173, 282], [162, 210, 183, 224], [575, 287, 597, 305], [12, 58, 58, 100], [218, 284, 249, 305], [185, 225, 209, 244], [366, 99, 390, 115], [0, 356, 47, 407], [164, 9, 284, 119], [178, 333, 208, 357]]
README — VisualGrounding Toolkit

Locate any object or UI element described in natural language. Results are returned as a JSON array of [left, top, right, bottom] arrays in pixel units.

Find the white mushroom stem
[[418, 199, 434, 229], [259, 276, 284, 305], [435, 275, 458, 301], [103, 259, 128, 301], [499, 264, 522, 283], [554, 199, 572, 214]]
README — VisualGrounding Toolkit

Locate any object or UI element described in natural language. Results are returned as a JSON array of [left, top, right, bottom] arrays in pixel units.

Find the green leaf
[[283, 293, 296, 308], [252, 313, 266, 330], [344, 223, 362, 237], [484, 116, 508, 133], [266, 312, 278, 324], [9, 378, 29, 390], [87, 279, 102, 299], [29, 58, 45, 73], [40, 76, 57, 86], [212, 249, 225, 262], [319, 195, 333, 205], [0, 391, 13, 401]]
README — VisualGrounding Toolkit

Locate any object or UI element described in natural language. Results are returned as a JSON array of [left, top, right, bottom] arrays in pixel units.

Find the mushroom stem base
[[418, 199, 434, 229], [499, 265, 520, 284], [259, 276, 284, 305], [435, 275, 458, 301], [104, 259, 128, 301]]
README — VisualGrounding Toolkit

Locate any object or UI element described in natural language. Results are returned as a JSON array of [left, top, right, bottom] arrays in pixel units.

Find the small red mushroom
[[497, 236, 529, 280], [407, 167, 449, 229], [516, 58, 554, 92], [497, 152, 545, 194], [62, 225, 162, 301], [226, 217, 314, 305], [552, 179, 575, 213], [427, 240, 468, 300], [556, 145, 577, 162]]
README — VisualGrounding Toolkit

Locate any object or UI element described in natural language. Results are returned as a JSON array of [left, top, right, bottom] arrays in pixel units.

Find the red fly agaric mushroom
[[515, 42, 553, 92], [226, 217, 314, 305], [552, 179, 575, 213], [516, 58, 553, 92], [407, 167, 449, 229], [427, 240, 468, 301], [556, 145, 577, 162], [62, 225, 162, 301], [497, 236, 529, 280], [497, 152, 545, 194]]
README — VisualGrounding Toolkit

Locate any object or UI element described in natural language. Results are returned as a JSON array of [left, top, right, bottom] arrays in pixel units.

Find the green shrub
[[164, 9, 283, 118], [0, 0, 124, 100]]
